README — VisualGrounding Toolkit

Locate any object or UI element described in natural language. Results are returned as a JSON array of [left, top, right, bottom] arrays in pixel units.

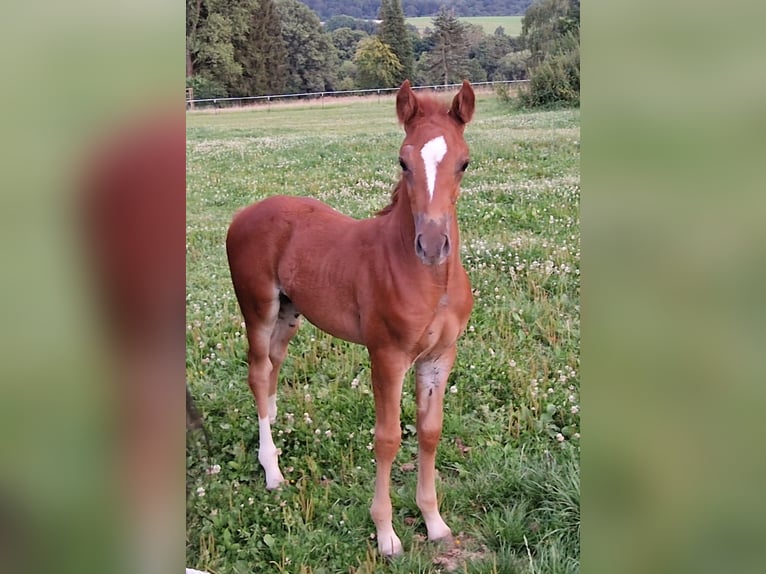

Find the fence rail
[[186, 80, 528, 109]]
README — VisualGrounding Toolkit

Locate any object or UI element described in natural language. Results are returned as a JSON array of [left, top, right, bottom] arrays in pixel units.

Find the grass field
[[186, 92, 580, 572], [407, 16, 523, 36]]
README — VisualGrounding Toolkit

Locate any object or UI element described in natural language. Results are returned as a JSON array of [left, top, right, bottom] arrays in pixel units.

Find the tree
[[497, 50, 530, 81], [276, 0, 339, 92], [470, 27, 518, 81], [186, 0, 255, 89], [519, 0, 579, 106], [331, 27, 368, 62], [232, 0, 288, 96], [186, 0, 257, 92], [336, 60, 358, 91], [521, 0, 570, 66], [353, 36, 403, 89], [419, 7, 470, 86], [324, 15, 377, 35], [377, 0, 414, 83]]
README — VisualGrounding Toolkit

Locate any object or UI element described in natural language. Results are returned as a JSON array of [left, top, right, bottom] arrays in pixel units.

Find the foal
[[226, 80, 475, 556]]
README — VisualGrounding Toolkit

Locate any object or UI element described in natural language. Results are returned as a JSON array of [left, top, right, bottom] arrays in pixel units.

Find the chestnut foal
[[226, 80, 475, 556]]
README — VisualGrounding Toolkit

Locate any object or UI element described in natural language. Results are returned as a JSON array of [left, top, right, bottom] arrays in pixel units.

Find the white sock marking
[[267, 394, 277, 423], [258, 416, 284, 489], [420, 136, 447, 201]]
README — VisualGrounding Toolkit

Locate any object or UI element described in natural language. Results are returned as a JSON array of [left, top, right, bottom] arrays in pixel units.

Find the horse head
[[395, 80, 475, 266]]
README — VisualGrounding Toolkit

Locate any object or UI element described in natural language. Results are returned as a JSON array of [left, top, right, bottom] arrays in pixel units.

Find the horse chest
[[413, 294, 468, 357]]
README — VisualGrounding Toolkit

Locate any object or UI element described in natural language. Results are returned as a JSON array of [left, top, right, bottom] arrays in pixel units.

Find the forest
[[300, 0, 534, 20], [186, 0, 579, 107]]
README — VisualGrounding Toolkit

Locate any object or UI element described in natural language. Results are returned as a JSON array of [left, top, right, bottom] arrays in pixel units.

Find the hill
[[407, 15, 523, 35], [300, 0, 533, 21]]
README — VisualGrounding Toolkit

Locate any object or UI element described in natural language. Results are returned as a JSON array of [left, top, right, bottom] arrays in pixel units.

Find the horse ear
[[396, 80, 419, 125], [450, 80, 475, 125]]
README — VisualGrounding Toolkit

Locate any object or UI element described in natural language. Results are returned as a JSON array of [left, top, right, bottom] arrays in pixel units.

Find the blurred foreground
[[0, 2, 184, 573]]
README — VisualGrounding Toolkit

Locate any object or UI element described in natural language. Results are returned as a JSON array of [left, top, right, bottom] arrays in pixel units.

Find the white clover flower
[[196, 486, 206, 497], [351, 377, 360, 389], [571, 405, 579, 414], [555, 433, 565, 442], [206, 464, 221, 475], [450, 385, 458, 394]]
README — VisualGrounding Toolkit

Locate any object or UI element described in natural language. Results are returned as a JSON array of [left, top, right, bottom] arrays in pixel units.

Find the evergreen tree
[[420, 7, 470, 86], [233, 0, 288, 96], [377, 0, 414, 84]]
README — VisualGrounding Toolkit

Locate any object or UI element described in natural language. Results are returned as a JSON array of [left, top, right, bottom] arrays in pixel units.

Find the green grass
[[186, 93, 580, 573], [407, 16, 523, 36]]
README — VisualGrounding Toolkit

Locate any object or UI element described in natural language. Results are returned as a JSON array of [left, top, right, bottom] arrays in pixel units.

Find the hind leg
[[266, 295, 302, 424], [242, 293, 285, 489], [244, 293, 301, 489]]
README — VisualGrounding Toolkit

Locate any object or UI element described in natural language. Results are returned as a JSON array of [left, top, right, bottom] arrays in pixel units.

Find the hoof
[[264, 472, 285, 490], [377, 535, 403, 558], [426, 517, 453, 543]]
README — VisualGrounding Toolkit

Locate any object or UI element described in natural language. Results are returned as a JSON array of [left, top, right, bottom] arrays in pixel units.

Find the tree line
[[186, 0, 579, 107], [300, 0, 534, 20]]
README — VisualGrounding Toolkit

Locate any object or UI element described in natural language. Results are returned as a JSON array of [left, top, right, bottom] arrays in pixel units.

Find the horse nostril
[[441, 234, 451, 257], [415, 234, 425, 256]]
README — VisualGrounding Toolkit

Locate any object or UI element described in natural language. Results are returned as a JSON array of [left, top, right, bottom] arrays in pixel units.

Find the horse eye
[[460, 160, 470, 172], [399, 158, 408, 172]]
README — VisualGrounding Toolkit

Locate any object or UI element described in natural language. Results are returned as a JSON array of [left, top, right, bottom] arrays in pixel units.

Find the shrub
[[519, 31, 579, 107], [186, 75, 229, 100]]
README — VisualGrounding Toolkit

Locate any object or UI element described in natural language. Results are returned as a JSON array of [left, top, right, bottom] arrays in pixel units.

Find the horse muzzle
[[414, 216, 451, 266]]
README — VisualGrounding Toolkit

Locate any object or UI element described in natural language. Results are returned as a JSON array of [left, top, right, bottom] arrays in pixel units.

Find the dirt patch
[[431, 533, 493, 572]]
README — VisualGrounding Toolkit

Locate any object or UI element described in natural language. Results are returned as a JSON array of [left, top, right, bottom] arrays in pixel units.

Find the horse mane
[[377, 178, 405, 216], [408, 92, 452, 119], [377, 91, 453, 217]]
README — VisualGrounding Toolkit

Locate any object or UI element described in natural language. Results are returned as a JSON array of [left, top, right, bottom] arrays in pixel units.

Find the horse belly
[[300, 305, 364, 345], [279, 268, 364, 345]]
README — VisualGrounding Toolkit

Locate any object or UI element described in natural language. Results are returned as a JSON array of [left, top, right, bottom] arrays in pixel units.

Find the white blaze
[[420, 136, 447, 201]]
